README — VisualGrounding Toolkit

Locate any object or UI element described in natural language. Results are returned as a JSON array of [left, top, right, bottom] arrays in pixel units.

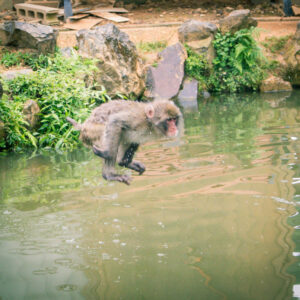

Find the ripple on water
[[54, 258, 73, 266], [56, 284, 78, 292]]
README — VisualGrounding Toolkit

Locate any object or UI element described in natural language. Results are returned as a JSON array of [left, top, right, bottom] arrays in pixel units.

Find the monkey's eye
[[167, 117, 177, 122]]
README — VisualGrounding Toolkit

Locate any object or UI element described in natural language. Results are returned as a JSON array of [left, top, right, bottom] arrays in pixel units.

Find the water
[[0, 91, 300, 300]]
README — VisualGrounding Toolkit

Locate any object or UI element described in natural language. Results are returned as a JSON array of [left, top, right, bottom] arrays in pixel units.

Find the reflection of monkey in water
[[67, 100, 183, 185]]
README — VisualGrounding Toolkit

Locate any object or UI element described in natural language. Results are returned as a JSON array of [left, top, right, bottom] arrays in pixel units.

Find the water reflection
[[0, 91, 300, 299]]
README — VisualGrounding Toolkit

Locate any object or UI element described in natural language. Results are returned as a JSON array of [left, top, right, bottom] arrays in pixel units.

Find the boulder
[[260, 76, 292, 92], [145, 43, 187, 100], [1, 68, 33, 80], [76, 24, 145, 98], [0, 21, 15, 46], [178, 20, 217, 64], [23, 100, 40, 130], [219, 9, 257, 34], [177, 78, 198, 111], [0, 21, 57, 54]]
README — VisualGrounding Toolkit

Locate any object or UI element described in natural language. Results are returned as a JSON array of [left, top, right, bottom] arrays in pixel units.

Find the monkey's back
[[79, 100, 146, 147], [87, 100, 145, 124]]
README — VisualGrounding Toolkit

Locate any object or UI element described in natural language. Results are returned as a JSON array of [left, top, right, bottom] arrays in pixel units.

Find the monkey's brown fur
[[67, 100, 183, 185]]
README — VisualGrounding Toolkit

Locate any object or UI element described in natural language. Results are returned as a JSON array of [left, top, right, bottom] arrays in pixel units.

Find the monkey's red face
[[166, 117, 179, 137]]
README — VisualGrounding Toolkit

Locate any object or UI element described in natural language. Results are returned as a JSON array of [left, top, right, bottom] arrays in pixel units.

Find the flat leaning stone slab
[[146, 43, 187, 100]]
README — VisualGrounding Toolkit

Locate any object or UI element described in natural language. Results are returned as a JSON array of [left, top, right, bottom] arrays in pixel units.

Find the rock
[[0, 21, 15, 46], [202, 91, 211, 98], [76, 24, 145, 98], [60, 47, 76, 58], [219, 9, 257, 34], [178, 78, 198, 111], [1, 68, 33, 80], [0, 21, 57, 54], [145, 43, 187, 100], [178, 19, 217, 42], [260, 76, 292, 92], [22, 100, 40, 130], [178, 19, 217, 64]]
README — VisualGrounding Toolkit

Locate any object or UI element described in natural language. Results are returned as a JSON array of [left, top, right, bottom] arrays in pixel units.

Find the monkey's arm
[[118, 143, 145, 175]]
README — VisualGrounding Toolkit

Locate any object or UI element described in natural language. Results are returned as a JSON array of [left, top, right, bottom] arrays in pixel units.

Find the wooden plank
[[26, 0, 59, 8], [90, 12, 129, 23], [86, 7, 129, 14], [63, 17, 102, 30], [69, 13, 89, 20], [15, 3, 59, 13], [292, 6, 300, 16], [58, 7, 91, 17]]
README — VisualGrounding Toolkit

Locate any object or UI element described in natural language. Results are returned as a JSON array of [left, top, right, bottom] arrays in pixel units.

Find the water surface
[[1, 91, 300, 300]]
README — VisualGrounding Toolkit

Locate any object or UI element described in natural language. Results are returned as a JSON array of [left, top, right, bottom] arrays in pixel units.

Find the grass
[[137, 40, 168, 53], [261, 35, 291, 53]]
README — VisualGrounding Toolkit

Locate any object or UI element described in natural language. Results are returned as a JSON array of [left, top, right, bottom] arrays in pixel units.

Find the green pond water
[[1, 91, 300, 300]]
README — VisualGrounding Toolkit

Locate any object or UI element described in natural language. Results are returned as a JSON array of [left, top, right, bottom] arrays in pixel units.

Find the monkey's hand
[[128, 161, 145, 175]]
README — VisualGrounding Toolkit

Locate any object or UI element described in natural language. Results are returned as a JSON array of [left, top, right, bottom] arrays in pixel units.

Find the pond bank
[[57, 17, 300, 48]]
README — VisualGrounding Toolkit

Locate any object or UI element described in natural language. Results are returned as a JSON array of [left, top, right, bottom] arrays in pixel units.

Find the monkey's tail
[[66, 117, 82, 131]]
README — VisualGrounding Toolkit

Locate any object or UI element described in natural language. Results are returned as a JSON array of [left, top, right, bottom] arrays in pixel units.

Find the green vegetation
[[137, 40, 168, 53], [0, 49, 109, 152], [185, 27, 266, 93], [184, 46, 210, 87], [261, 35, 291, 53]]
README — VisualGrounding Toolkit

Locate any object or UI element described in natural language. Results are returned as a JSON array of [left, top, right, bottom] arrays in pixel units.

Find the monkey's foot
[[93, 145, 109, 159], [129, 161, 145, 175], [103, 173, 132, 185]]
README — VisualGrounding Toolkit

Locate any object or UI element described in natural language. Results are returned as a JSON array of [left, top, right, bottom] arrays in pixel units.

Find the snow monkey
[[67, 100, 183, 185]]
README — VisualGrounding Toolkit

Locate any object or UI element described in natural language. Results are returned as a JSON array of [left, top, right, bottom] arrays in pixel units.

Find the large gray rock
[[145, 43, 187, 100], [178, 20, 217, 64], [178, 20, 217, 42], [0, 21, 57, 54], [23, 100, 40, 130], [76, 24, 145, 98], [219, 9, 257, 34]]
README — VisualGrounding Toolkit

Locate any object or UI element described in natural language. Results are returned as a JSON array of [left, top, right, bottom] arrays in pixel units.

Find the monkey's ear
[[145, 104, 155, 119]]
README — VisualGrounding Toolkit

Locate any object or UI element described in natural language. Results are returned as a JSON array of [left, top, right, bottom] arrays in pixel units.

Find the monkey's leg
[[118, 143, 146, 175], [94, 116, 132, 185]]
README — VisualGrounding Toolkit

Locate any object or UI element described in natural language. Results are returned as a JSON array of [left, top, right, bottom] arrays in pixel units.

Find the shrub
[[184, 46, 210, 87], [0, 50, 109, 152], [184, 27, 266, 93], [209, 27, 265, 93]]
